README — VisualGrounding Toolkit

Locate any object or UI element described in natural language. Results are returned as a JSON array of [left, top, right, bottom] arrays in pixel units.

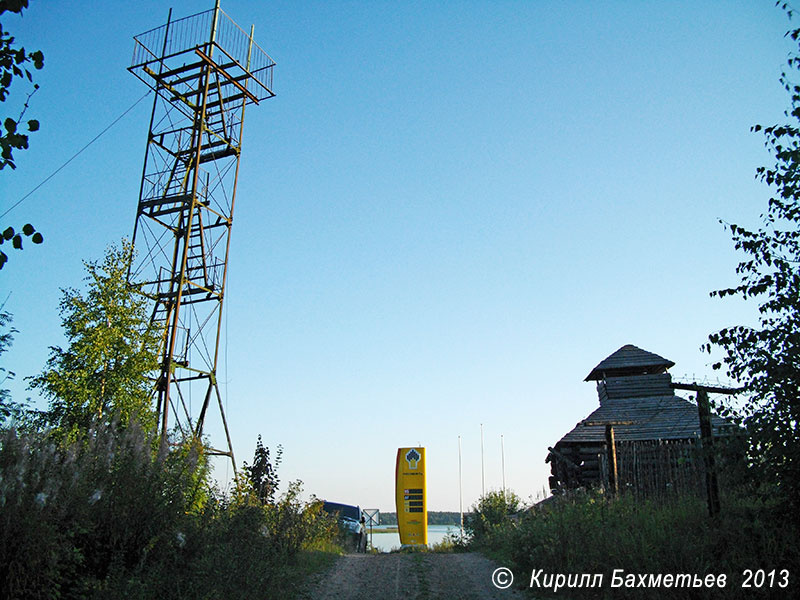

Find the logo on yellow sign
[[405, 448, 420, 469]]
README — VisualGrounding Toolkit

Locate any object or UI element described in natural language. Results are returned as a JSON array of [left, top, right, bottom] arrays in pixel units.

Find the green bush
[[464, 489, 520, 551]]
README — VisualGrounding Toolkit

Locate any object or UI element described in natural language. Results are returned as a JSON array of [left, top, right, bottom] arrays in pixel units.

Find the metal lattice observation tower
[[127, 1, 274, 474]]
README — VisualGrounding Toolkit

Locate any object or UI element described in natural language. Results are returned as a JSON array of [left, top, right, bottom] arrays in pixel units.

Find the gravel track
[[301, 552, 528, 600]]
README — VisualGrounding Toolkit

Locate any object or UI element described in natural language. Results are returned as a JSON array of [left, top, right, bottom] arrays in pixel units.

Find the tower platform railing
[[130, 6, 275, 102]]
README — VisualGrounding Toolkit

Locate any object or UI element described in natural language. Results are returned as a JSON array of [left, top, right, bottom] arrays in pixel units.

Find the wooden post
[[697, 389, 721, 517], [671, 382, 742, 516], [584, 420, 632, 494], [605, 424, 619, 495]]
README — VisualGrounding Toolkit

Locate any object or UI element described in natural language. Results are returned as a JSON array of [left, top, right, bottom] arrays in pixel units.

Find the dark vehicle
[[322, 501, 366, 552]]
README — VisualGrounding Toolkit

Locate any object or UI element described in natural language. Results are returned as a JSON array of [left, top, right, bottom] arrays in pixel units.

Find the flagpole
[[501, 434, 506, 501], [480, 423, 485, 498], [458, 435, 463, 538]]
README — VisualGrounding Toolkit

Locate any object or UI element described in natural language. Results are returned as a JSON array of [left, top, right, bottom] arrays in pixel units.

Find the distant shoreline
[[370, 526, 399, 533], [376, 511, 463, 526], [369, 524, 459, 534]]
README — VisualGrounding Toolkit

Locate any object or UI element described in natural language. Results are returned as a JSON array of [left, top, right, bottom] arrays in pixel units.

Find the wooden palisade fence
[[599, 439, 706, 501]]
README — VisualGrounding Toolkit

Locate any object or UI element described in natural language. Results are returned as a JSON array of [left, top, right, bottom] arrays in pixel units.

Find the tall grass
[[0, 420, 340, 599], [469, 488, 799, 599]]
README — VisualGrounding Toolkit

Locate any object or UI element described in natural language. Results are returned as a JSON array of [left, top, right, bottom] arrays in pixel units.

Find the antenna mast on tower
[[127, 2, 275, 474]]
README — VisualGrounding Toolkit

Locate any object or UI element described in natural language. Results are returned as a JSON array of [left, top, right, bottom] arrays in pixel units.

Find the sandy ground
[[300, 552, 529, 600]]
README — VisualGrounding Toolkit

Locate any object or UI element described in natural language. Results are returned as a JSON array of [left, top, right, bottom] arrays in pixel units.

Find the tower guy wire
[[1, 89, 153, 220]]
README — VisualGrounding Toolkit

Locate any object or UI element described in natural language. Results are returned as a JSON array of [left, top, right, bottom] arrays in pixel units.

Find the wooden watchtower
[[547, 345, 736, 497]]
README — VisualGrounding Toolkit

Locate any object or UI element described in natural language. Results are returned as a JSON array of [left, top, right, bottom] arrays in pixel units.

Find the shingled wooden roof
[[585, 344, 675, 381], [557, 392, 732, 444]]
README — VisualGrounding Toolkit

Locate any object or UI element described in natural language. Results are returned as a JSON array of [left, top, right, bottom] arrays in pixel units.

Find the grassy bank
[[468, 489, 799, 599]]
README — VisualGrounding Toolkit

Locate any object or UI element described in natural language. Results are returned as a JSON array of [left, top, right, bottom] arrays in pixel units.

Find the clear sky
[[1, 1, 793, 512]]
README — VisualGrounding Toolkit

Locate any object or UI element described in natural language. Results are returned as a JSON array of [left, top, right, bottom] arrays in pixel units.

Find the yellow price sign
[[395, 447, 427, 546]]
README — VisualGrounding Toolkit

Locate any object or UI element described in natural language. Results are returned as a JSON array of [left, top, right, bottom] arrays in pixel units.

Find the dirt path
[[301, 552, 528, 600]]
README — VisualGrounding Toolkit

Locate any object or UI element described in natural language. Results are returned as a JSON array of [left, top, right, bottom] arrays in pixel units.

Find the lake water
[[367, 524, 464, 552]]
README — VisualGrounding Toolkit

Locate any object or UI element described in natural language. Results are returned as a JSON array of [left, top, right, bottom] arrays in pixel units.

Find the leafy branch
[[0, 13, 43, 171], [0, 223, 43, 269], [1, 0, 44, 271]]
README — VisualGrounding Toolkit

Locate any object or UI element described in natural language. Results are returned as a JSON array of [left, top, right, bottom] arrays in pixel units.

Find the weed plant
[[430, 531, 470, 553]]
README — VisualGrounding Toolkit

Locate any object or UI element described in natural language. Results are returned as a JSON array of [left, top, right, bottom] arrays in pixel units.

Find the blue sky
[[1, 1, 793, 512]]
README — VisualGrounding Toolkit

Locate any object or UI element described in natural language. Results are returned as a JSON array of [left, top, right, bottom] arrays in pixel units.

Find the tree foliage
[[242, 434, 282, 505], [28, 241, 160, 441], [706, 11, 800, 505]]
